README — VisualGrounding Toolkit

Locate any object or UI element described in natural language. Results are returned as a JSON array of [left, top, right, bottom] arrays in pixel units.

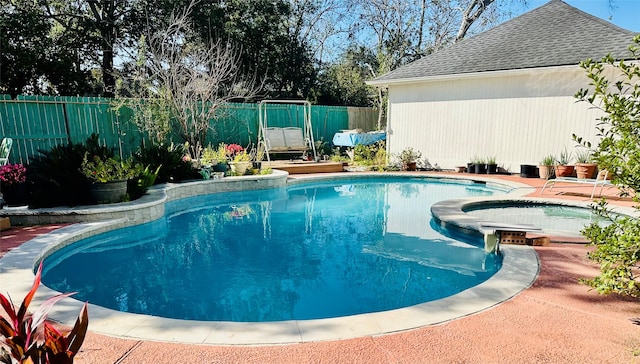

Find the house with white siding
[[368, 0, 637, 171]]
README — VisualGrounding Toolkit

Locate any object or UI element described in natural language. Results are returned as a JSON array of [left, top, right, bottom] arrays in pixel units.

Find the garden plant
[[574, 34, 640, 297]]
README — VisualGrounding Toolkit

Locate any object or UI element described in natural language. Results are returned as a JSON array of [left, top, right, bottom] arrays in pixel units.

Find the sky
[[525, 0, 639, 31]]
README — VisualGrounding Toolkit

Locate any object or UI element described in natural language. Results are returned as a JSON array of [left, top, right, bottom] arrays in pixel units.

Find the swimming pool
[[41, 177, 506, 322]]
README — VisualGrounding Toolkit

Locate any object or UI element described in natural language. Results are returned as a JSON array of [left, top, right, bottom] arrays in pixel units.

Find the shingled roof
[[370, 0, 637, 85]]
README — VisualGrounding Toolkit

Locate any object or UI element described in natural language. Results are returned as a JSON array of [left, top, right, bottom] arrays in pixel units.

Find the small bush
[[132, 143, 198, 183], [27, 134, 114, 208]]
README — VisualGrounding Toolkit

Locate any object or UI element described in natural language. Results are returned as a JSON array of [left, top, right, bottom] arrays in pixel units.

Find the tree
[[455, 0, 497, 42], [118, 2, 258, 159], [0, 2, 94, 96], [183, 0, 315, 99], [312, 45, 376, 106], [574, 34, 640, 297]]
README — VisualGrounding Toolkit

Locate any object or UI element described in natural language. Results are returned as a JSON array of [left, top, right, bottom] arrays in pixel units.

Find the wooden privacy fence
[[0, 95, 378, 165]]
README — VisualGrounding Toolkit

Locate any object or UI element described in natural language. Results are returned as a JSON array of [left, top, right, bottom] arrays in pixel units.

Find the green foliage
[[201, 144, 224, 166], [127, 165, 161, 200], [580, 201, 640, 297], [0, 263, 89, 364], [556, 148, 572, 165], [574, 148, 592, 163], [539, 154, 556, 166], [352, 142, 387, 169], [312, 46, 377, 106], [396, 147, 422, 165], [27, 134, 113, 208], [132, 143, 198, 183], [0, 4, 95, 97], [574, 34, 640, 297], [81, 155, 138, 183], [188, 0, 314, 99], [314, 138, 333, 159]]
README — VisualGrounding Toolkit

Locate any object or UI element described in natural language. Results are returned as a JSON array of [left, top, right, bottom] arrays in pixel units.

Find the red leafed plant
[[0, 263, 88, 364], [225, 144, 244, 158]]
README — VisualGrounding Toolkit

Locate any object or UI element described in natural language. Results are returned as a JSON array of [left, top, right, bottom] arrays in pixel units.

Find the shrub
[[127, 165, 161, 200], [27, 134, 113, 208], [132, 143, 198, 183], [574, 34, 640, 296]]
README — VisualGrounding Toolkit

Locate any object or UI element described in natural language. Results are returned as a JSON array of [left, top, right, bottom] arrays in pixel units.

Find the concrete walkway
[[2, 172, 639, 363]]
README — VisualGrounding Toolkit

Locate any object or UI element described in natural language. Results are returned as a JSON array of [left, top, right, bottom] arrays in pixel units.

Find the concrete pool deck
[[2, 172, 640, 362]]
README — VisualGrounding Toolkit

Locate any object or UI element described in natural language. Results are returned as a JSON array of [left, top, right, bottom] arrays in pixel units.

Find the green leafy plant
[[396, 147, 422, 165], [539, 155, 555, 166], [573, 34, 640, 297], [0, 263, 89, 364], [330, 148, 350, 163], [252, 144, 265, 163], [556, 148, 572, 165], [486, 156, 497, 165], [352, 142, 386, 170], [80, 155, 137, 183], [127, 165, 161, 200], [232, 150, 250, 163], [314, 138, 333, 159], [200, 145, 220, 166], [132, 143, 198, 183], [27, 134, 114, 208], [574, 148, 592, 164]]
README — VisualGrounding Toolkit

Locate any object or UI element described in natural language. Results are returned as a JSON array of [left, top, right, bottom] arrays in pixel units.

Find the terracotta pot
[[554, 165, 575, 177], [575, 163, 597, 179], [538, 165, 553, 179]]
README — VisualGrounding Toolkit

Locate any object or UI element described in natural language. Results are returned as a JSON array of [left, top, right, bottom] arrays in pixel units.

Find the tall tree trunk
[[455, 0, 496, 43], [102, 39, 115, 97]]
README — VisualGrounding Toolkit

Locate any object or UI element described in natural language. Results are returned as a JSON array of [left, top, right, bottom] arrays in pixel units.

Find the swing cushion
[[283, 127, 307, 149], [264, 127, 308, 152], [265, 127, 287, 151]]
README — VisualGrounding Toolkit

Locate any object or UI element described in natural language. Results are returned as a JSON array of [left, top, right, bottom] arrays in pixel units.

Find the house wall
[[386, 66, 604, 171]]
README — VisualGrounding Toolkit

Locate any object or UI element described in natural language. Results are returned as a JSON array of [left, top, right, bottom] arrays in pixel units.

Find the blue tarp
[[332, 131, 386, 147]]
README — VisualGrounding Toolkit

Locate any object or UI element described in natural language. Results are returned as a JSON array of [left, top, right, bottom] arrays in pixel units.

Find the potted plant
[[466, 158, 475, 174], [474, 157, 486, 174], [228, 145, 251, 175], [252, 143, 265, 170], [486, 156, 498, 174], [81, 154, 137, 203], [209, 143, 230, 173], [397, 147, 422, 171], [538, 155, 555, 179], [0, 263, 88, 364], [574, 149, 597, 179], [200, 145, 220, 167], [0, 163, 27, 206], [554, 148, 574, 177]]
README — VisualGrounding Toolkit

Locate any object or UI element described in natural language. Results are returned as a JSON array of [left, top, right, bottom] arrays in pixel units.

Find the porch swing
[[257, 100, 317, 162]]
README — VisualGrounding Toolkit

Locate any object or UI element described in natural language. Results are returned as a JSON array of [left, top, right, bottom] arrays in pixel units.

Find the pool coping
[[1, 172, 542, 345]]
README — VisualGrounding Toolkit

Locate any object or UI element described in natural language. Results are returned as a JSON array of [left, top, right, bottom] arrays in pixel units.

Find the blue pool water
[[465, 203, 612, 237], [42, 177, 504, 322]]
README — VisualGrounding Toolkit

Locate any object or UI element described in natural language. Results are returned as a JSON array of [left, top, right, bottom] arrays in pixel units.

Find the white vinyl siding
[[385, 66, 603, 170]]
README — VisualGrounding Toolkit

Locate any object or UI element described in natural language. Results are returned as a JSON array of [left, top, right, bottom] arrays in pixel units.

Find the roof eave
[[367, 64, 584, 87]]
